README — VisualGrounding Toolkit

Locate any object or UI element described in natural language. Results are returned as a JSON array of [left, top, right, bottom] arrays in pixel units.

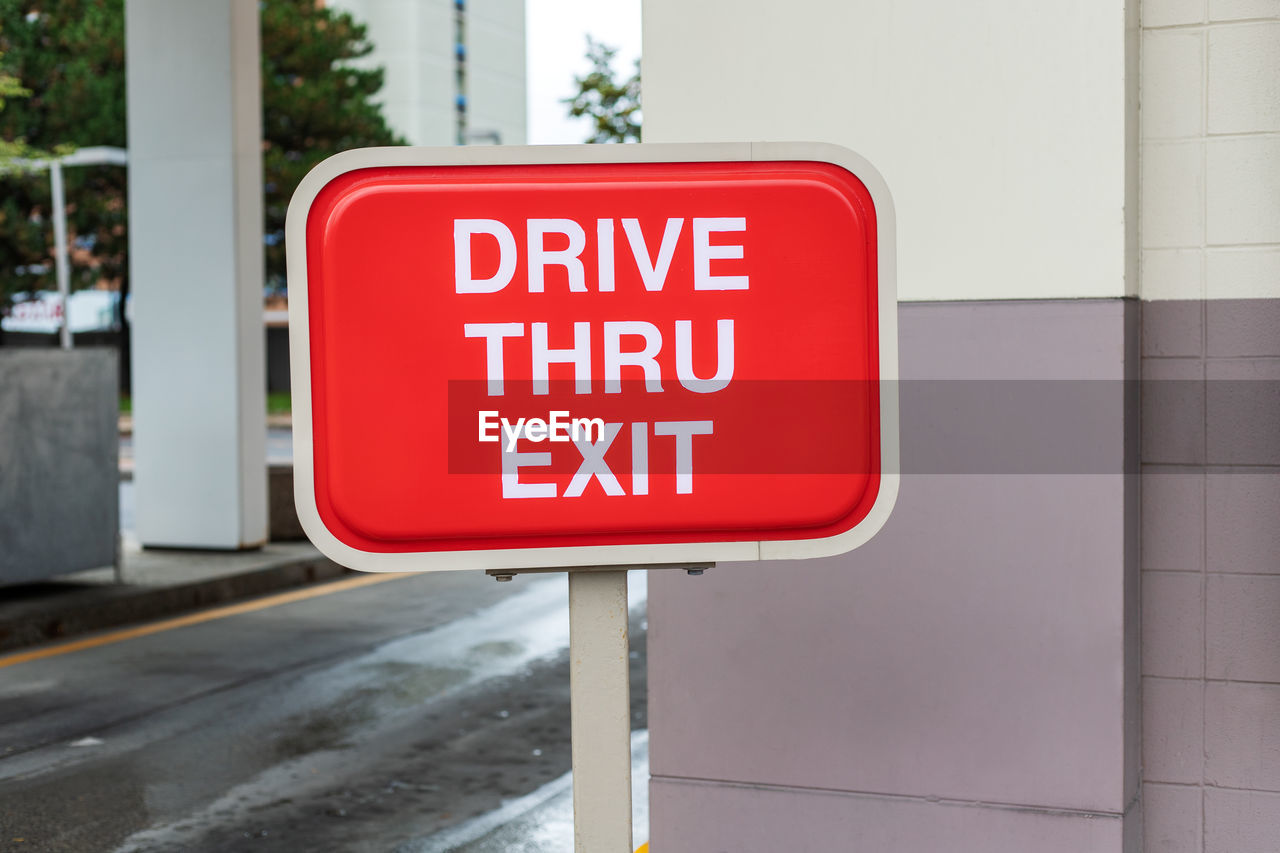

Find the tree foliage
[[0, 51, 32, 161], [260, 1, 402, 290], [0, 61, 25, 103], [0, 0, 127, 301], [0, 54, 61, 166], [0, 0, 402, 304], [564, 37, 641, 144]]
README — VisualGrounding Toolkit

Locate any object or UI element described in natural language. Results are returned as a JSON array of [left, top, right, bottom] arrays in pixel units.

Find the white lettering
[[573, 417, 606, 443], [622, 218, 683, 292], [477, 410, 500, 442], [603, 320, 664, 393], [564, 422, 625, 497], [500, 442, 556, 499], [631, 421, 649, 496], [597, 219, 615, 292], [525, 417, 548, 442], [527, 219, 587, 293], [464, 322, 524, 396], [479, 411, 603, 446], [549, 410, 572, 441], [675, 319, 735, 393], [654, 420, 714, 494], [693, 217, 748, 290], [531, 321, 592, 395], [455, 219, 516, 293], [502, 417, 526, 453]]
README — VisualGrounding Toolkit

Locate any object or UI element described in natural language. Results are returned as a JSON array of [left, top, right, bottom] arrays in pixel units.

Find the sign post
[[288, 142, 897, 851], [569, 569, 633, 851]]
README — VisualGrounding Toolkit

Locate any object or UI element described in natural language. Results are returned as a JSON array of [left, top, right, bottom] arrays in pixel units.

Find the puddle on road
[[463, 640, 524, 663], [372, 663, 473, 707], [273, 689, 378, 759], [275, 664, 471, 759]]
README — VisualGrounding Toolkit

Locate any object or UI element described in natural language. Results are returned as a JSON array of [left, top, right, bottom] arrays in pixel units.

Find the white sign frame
[[286, 142, 899, 572]]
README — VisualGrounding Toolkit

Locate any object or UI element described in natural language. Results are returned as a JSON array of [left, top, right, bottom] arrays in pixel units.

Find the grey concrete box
[[0, 349, 119, 584]]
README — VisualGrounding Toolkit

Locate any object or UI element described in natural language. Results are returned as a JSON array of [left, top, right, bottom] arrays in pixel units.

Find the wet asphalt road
[[0, 570, 648, 853]]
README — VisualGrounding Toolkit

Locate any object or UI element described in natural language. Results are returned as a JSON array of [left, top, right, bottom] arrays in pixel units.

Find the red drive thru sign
[[287, 143, 898, 572]]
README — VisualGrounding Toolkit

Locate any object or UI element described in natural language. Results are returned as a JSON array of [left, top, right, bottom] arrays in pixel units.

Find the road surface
[[0, 569, 649, 852]]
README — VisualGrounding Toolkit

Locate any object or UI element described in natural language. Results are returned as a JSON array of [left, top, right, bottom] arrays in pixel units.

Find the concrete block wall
[[1141, 2, 1280, 302], [1140, 3, 1280, 851]]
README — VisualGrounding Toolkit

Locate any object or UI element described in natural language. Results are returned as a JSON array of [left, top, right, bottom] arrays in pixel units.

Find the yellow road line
[[0, 572, 412, 670]]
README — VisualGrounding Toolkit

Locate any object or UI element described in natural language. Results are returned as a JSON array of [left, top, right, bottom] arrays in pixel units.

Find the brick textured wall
[[1140, 3, 1280, 851], [1141, 2, 1280, 302]]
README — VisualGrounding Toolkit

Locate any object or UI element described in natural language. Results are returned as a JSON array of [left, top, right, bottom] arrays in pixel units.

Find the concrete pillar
[[125, 0, 267, 549]]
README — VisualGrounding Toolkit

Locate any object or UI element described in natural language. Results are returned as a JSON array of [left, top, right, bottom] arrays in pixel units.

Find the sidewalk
[[0, 540, 348, 653]]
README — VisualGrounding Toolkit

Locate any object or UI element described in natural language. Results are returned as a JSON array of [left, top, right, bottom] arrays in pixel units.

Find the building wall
[[644, 0, 1280, 850], [464, 0, 527, 145], [329, 0, 526, 147], [647, 301, 1141, 851], [642, 0, 1142, 849], [1139, 4, 1280, 852], [328, 0, 454, 146], [643, 0, 1137, 303]]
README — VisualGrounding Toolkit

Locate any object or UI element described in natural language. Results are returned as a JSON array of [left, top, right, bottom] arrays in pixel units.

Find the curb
[[118, 413, 292, 435], [0, 553, 350, 654]]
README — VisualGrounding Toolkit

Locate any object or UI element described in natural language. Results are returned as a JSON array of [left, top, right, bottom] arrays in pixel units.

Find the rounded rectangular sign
[[287, 142, 898, 571]]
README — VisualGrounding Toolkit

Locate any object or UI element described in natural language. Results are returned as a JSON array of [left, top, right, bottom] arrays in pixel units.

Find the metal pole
[[49, 160, 72, 350], [569, 569, 633, 853]]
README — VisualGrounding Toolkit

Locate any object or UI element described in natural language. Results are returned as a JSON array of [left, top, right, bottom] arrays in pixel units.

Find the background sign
[[287, 143, 898, 571]]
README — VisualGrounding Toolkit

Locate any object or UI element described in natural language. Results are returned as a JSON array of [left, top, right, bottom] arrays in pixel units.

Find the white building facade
[[328, 0, 526, 146]]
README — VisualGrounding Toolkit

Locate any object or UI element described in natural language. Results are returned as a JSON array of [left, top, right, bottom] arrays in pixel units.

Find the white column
[[125, 0, 267, 549]]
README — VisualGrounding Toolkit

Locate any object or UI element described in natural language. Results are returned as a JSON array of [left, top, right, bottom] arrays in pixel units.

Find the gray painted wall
[[648, 299, 1142, 850], [0, 349, 119, 584]]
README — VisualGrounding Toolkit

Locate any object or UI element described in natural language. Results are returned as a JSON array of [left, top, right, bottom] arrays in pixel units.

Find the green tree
[[564, 37, 641, 144], [0, 1, 126, 306], [0, 0, 402, 309], [260, 0, 403, 291], [0, 61, 24, 102], [0, 51, 33, 161]]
